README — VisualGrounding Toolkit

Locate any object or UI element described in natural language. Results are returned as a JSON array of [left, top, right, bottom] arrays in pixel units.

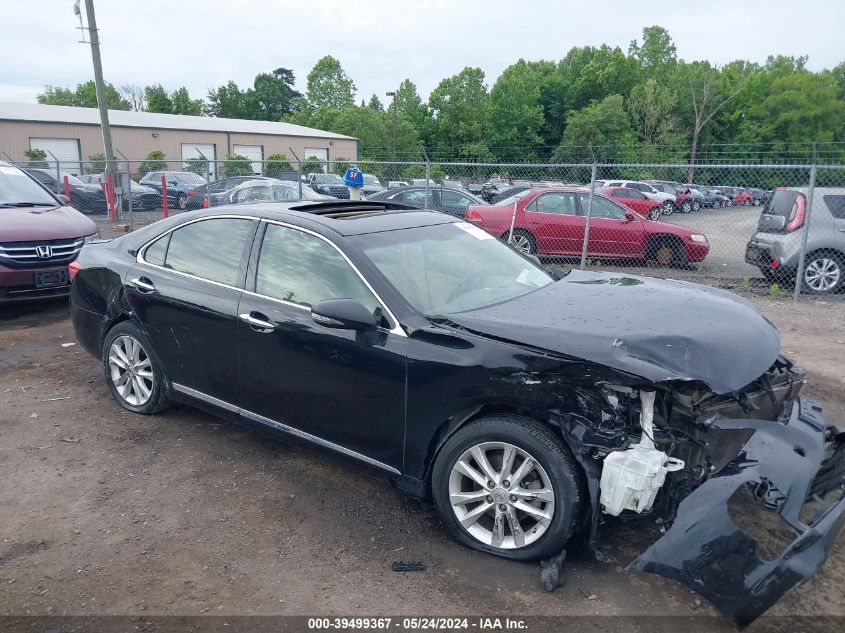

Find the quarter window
[[150, 218, 254, 286], [823, 195, 845, 220], [255, 224, 381, 316]]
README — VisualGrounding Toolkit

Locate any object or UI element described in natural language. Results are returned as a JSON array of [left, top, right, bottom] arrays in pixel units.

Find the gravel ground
[[0, 295, 843, 631]]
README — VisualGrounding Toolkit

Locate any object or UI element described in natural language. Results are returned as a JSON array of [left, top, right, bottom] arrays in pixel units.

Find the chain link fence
[[6, 155, 845, 299]]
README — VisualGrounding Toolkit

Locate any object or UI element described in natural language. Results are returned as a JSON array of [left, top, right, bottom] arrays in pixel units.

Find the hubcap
[[108, 335, 154, 406], [805, 258, 841, 292], [509, 234, 532, 254], [448, 442, 555, 550]]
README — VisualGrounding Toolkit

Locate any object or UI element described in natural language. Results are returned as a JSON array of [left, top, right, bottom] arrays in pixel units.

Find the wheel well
[[421, 403, 566, 497], [646, 233, 684, 258], [805, 248, 845, 263]]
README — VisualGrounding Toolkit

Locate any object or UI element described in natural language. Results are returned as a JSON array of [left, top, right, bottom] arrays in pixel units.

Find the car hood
[[446, 270, 779, 394], [0, 206, 98, 242]]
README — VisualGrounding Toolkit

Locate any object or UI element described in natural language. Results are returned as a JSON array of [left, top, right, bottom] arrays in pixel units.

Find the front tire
[[680, 200, 693, 213], [102, 321, 170, 414], [647, 206, 661, 221], [432, 415, 583, 561], [661, 200, 675, 216]]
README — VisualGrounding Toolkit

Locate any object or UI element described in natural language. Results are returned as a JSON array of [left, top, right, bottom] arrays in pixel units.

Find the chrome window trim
[[172, 383, 400, 475], [136, 214, 406, 338]]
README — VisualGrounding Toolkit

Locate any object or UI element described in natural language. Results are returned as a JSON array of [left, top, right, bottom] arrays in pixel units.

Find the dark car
[[70, 200, 844, 623], [138, 171, 209, 210], [0, 162, 98, 302], [490, 185, 531, 204], [366, 185, 484, 217], [24, 168, 109, 215], [307, 173, 350, 199], [78, 174, 162, 212]]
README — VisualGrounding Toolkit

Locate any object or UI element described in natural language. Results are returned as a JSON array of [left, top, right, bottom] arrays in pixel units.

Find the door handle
[[239, 312, 275, 332], [839, 228, 845, 232], [130, 277, 155, 293]]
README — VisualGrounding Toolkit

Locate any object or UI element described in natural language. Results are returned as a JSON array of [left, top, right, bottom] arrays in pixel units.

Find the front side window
[[149, 218, 254, 286], [441, 189, 474, 208], [255, 224, 381, 316], [398, 190, 429, 206]]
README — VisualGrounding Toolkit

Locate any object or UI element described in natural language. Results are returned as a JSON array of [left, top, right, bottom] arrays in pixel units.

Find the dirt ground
[[0, 294, 843, 631]]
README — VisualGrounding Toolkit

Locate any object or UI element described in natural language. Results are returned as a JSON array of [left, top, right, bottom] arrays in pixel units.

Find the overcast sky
[[1, 0, 841, 107]]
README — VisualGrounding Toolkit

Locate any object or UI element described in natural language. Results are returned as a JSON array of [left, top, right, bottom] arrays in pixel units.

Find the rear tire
[[801, 252, 844, 295], [175, 193, 188, 210], [680, 200, 693, 213], [432, 415, 583, 562], [661, 200, 675, 216], [102, 321, 170, 415]]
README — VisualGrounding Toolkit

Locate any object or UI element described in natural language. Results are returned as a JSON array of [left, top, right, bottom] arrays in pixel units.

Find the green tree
[[38, 81, 129, 110], [552, 95, 636, 162], [487, 59, 545, 161], [629, 26, 677, 74], [367, 94, 383, 112], [223, 154, 253, 176], [145, 84, 173, 113], [305, 55, 356, 110], [184, 157, 208, 176], [300, 156, 326, 174], [428, 67, 492, 161], [137, 150, 167, 177], [87, 152, 106, 174], [170, 87, 203, 115], [205, 80, 249, 118], [265, 152, 294, 175], [392, 79, 430, 134], [627, 78, 683, 160], [252, 68, 301, 119], [24, 148, 48, 168]]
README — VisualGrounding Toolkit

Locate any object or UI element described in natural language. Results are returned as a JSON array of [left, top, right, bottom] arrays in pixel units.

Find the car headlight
[[690, 234, 708, 243], [83, 232, 100, 244]]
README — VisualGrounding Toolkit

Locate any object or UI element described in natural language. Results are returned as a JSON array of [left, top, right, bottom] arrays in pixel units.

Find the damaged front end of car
[[555, 357, 845, 624]]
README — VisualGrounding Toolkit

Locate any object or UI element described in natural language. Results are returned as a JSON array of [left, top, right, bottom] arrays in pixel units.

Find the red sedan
[[599, 186, 663, 220], [733, 190, 754, 206], [465, 188, 709, 265]]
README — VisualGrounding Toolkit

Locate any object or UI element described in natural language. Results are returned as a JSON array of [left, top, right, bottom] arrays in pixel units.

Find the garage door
[[30, 138, 82, 175], [181, 143, 217, 178], [233, 144, 263, 175], [304, 147, 329, 172]]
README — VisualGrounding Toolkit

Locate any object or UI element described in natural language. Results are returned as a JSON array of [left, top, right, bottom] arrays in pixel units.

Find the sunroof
[[289, 200, 415, 216]]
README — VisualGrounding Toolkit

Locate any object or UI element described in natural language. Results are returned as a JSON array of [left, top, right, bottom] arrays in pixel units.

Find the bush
[[299, 156, 326, 175], [184, 157, 208, 176], [332, 157, 352, 176], [137, 150, 167, 176], [86, 152, 106, 174], [224, 154, 253, 177], [265, 152, 293, 175], [24, 148, 48, 168]]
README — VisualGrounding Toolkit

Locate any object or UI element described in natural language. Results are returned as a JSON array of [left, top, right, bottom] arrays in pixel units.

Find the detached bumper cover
[[628, 398, 845, 624]]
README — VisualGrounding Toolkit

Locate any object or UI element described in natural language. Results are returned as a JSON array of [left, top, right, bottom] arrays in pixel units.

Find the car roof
[[169, 201, 459, 237]]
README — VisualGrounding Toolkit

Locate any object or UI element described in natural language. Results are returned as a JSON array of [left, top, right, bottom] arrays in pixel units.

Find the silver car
[[745, 187, 845, 293]]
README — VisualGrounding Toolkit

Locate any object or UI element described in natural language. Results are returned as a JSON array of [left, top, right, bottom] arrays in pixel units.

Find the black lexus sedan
[[70, 200, 844, 623]]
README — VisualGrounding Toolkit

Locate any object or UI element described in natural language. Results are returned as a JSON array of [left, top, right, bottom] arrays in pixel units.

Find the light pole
[[386, 91, 397, 179]]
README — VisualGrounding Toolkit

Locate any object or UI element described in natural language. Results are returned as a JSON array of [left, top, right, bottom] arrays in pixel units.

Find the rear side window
[[526, 192, 579, 215], [823, 195, 845, 219], [149, 218, 254, 286], [763, 189, 801, 218]]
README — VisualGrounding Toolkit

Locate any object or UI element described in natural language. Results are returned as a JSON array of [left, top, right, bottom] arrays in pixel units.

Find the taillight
[[466, 208, 482, 223], [69, 260, 81, 281], [785, 194, 806, 232], [186, 189, 197, 196]]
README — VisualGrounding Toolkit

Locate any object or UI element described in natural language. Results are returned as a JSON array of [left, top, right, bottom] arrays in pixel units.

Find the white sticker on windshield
[[454, 221, 493, 240], [0, 166, 24, 175]]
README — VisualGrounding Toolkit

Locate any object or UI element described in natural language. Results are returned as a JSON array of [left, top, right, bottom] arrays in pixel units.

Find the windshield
[[354, 222, 553, 316], [314, 174, 344, 184], [363, 175, 381, 185], [0, 165, 60, 206], [177, 172, 207, 185]]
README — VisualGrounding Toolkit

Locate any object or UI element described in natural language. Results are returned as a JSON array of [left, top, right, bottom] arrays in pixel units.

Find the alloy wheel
[[108, 335, 154, 406], [509, 234, 533, 255], [648, 207, 661, 220], [804, 257, 841, 293], [448, 441, 555, 550], [662, 201, 674, 216]]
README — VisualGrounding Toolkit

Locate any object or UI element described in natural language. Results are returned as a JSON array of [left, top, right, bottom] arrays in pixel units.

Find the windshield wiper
[[0, 202, 54, 208]]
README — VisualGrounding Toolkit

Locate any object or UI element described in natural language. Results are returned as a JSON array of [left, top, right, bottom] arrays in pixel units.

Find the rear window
[[823, 195, 845, 220], [762, 189, 801, 218]]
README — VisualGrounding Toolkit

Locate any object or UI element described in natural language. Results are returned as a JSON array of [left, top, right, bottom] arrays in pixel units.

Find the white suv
[[603, 180, 677, 215]]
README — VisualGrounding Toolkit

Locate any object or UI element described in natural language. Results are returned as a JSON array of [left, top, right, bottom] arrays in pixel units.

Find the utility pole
[[81, 0, 117, 182]]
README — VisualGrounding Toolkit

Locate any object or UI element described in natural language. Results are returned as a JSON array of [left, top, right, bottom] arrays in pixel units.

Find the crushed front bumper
[[628, 397, 845, 625]]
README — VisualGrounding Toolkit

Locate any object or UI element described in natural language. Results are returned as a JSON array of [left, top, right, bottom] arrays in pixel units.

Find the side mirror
[[311, 298, 378, 332], [624, 210, 636, 221], [56, 194, 70, 205], [525, 254, 542, 266]]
